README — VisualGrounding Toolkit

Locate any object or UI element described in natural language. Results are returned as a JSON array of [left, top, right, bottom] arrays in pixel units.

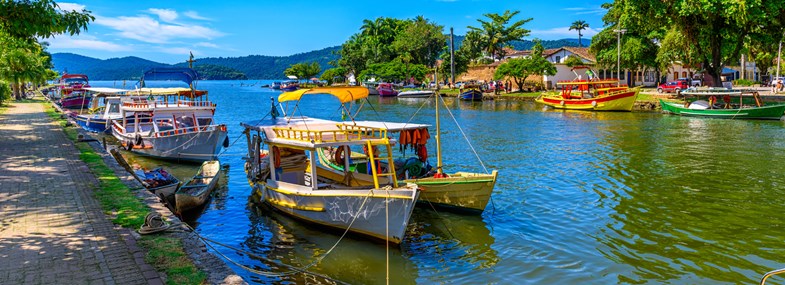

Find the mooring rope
[[437, 95, 490, 174]]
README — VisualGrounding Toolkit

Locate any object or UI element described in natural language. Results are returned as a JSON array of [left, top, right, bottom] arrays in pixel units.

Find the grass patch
[[139, 236, 206, 285], [42, 102, 206, 284]]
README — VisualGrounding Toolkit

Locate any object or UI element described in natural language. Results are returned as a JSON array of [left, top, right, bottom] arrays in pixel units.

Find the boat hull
[[460, 90, 483, 101], [251, 179, 418, 244], [175, 161, 221, 214], [659, 99, 785, 119], [405, 170, 498, 213], [112, 126, 228, 162], [60, 96, 90, 109], [536, 89, 638, 111], [378, 89, 398, 97], [397, 91, 434, 98], [73, 115, 111, 133]]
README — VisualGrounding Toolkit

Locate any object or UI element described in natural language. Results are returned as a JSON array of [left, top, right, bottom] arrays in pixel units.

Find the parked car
[[657, 81, 689, 93]]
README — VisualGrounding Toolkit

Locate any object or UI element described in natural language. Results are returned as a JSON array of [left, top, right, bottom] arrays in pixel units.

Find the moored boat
[[377, 83, 398, 97], [58, 74, 91, 109], [110, 67, 228, 162], [271, 81, 282, 90], [175, 160, 221, 214], [397, 90, 434, 98], [281, 80, 299, 91], [110, 148, 180, 197], [459, 87, 483, 101], [70, 88, 150, 133], [242, 87, 419, 244], [535, 67, 638, 111], [660, 89, 785, 120]]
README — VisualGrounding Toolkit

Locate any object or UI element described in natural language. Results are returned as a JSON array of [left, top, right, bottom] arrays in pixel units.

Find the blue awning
[[141, 68, 199, 86]]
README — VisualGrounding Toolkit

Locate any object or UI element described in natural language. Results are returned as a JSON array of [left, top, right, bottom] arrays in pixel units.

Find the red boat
[[58, 74, 91, 109], [376, 83, 398, 97]]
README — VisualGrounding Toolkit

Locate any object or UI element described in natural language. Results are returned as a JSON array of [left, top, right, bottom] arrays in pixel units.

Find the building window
[[619, 70, 625, 80], [644, 71, 657, 82], [682, 71, 687, 78], [555, 56, 561, 63], [673, 72, 678, 80]]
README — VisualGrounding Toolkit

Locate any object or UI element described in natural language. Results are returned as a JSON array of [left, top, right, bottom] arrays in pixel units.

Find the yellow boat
[[535, 67, 640, 111]]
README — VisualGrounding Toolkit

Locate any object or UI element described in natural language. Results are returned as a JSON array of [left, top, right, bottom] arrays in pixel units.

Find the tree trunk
[[515, 77, 524, 91], [709, 32, 725, 87], [12, 82, 21, 100]]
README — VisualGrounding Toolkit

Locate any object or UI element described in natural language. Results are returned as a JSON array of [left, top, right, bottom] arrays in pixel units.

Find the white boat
[[110, 68, 228, 162], [242, 87, 419, 244], [396, 90, 434, 98], [70, 88, 149, 134]]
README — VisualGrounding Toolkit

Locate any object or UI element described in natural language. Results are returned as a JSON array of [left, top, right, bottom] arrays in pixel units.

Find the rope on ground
[[138, 213, 176, 235], [438, 95, 490, 174]]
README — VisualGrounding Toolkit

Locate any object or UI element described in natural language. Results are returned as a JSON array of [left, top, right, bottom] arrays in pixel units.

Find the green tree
[[320, 67, 347, 85], [359, 59, 428, 83], [284, 62, 321, 80], [392, 16, 447, 68], [493, 41, 556, 90], [564, 55, 586, 68], [0, 81, 11, 105], [0, 0, 94, 40], [610, 0, 785, 87], [569, 20, 589, 47], [467, 10, 532, 60]]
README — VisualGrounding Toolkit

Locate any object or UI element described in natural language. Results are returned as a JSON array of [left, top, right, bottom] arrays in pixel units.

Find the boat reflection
[[243, 201, 420, 284]]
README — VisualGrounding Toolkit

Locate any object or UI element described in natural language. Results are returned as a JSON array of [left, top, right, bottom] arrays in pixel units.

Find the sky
[[46, 0, 609, 63]]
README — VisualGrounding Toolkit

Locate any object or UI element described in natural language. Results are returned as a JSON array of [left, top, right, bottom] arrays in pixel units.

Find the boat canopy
[[343, 120, 430, 132], [62, 74, 88, 80], [84, 87, 130, 95], [278, 87, 369, 103], [141, 68, 199, 86], [129, 87, 195, 95]]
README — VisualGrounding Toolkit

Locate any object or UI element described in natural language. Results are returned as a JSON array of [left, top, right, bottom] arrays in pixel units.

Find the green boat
[[659, 90, 785, 120]]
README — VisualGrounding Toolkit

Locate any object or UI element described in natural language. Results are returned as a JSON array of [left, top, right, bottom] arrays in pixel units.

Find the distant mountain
[[52, 46, 340, 80], [449, 36, 591, 50]]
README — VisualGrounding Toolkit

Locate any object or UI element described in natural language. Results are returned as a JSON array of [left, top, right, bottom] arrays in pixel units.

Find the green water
[[93, 80, 785, 284]]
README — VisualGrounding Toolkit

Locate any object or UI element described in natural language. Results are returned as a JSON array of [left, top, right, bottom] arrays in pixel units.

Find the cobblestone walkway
[[0, 102, 162, 285]]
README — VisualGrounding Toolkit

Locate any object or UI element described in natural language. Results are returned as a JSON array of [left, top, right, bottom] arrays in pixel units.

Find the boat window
[[108, 103, 119, 113], [156, 119, 174, 131], [197, 118, 212, 127], [175, 116, 195, 128]]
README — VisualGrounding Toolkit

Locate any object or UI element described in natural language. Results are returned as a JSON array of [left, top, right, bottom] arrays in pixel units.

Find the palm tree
[[467, 10, 532, 61], [569, 20, 589, 47]]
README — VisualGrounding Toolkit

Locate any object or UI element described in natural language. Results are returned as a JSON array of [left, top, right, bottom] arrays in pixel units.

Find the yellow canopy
[[278, 87, 369, 103], [129, 87, 194, 95]]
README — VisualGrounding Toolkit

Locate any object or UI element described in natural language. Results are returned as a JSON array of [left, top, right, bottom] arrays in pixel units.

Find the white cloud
[[195, 42, 219, 48], [530, 26, 601, 40], [183, 11, 212, 21], [46, 35, 131, 52], [58, 2, 86, 12], [147, 8, 178, 22], [562, 7, 606, 15], [159, 47, 194, 55], [95, 15, 223, 44]]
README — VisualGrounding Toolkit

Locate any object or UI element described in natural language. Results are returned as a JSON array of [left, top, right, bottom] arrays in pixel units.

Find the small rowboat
[[397, 90, 434, 98], [660, 89, 785, 120], [109, 148, 180, 197], [174, 160, 221, 214]]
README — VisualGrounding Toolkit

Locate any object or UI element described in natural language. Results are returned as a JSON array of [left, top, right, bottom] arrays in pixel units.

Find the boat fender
[[135, 134, 143, 146], [560, 100, 565, 106], [272, 146, 281, 168], [591, 101, 597, 107], [223, 136, 229, 148], [334, 146, 346, 167], [126, 140, 134, 151]]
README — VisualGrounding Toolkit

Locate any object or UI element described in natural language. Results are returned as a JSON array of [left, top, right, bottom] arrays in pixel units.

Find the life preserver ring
[[135, 134, 143, 146], [560, 100, 565, 106], [334, 146, 346, 167], [362, 145, 381, 173], [272, 146, 281, 169], [126, 140, 134, 151], [591, 101, 597, 107]]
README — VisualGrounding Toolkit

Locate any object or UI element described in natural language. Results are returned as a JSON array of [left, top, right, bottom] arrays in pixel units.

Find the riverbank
[[4, 96, 244, 284]]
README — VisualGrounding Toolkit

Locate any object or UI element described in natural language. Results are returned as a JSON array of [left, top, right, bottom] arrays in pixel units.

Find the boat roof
[[84, 87, 131, 95], [556, 79, 618, 85], [142, 67, 199, 86], [128, 87, 205, 96], [278, 87, 369, 104], [62, 74, 88, 79], [242, 117, 396, 149], [343, 120, 430, 132]]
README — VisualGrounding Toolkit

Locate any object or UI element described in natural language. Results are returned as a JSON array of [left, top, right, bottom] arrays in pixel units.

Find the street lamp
[[614, 28, 627, 87]]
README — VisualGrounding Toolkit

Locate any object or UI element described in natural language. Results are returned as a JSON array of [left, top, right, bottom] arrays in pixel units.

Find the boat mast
[[434, 69, 443, 176]]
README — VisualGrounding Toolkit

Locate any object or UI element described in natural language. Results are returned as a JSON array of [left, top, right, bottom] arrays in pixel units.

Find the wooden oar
[[109, 148, 150, 188]]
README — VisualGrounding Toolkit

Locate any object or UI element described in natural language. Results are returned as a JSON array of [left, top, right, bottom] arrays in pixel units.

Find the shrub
[[733, 79, 757, 86], [0, 81, 11, 105]]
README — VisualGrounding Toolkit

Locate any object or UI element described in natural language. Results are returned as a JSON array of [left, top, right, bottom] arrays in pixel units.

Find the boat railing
[[272, 124, 387, 143], [760, 267, 785, 285], [122, 99, 216, 109], [177, 99, 216, 108], [154, 124, 226, 138]]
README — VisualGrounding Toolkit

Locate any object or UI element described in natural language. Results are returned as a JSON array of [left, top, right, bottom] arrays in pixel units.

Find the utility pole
[[613, 28, 627, 87], [450, 27, 455, 85], [777, 32, 782, 81]]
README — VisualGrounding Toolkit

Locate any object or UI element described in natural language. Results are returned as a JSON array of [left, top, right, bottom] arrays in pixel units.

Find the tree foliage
[[320, 67, 347, 85], [467, 10, 532, 60], [493, 41, 556, 90], [284, 62, 321, 80], [0, 0, 94, 40], [569, 20, 589, 48], [358, 59, 429, 83]]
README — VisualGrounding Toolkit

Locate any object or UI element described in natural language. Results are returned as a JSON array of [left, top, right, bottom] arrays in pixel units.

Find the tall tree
[[493, 41, 556, 90], [284, 62, 321, 80], [0, 0, 94, 40], [610, 0, 785, 87], [467, 10, 532, 60], [569, 20, 589, 47]]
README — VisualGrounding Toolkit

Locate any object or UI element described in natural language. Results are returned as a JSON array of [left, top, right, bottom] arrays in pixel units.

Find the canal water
[[92, 80, 785, 284]]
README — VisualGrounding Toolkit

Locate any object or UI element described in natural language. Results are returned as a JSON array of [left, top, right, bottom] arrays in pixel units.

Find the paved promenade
[[0, 102, 162, 285]]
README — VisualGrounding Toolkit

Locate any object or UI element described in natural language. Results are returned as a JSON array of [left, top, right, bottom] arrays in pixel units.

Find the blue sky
[[47, 0, 608, 63]]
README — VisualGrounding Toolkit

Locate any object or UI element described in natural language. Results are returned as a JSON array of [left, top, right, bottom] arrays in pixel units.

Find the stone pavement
[[0, 102, 163, 285]]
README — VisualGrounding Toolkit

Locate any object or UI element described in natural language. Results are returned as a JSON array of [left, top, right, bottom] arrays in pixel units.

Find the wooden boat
[[70, 88, 151, 133], [58, 74, 91, 109], [270, 81, 282, 90], [397, 90, 434, 98], [377, 83, 399, 97], [459, 83, 484, 101], [175, 160, 221, 214], [109, 148, 180, 197], [242, 87, 419, 244], [110, 67, 228, 162], [535, 66, 638, 111], [280, 80, 299, 91], [660, 89, 785, 120], [363, 81, 380, 96]]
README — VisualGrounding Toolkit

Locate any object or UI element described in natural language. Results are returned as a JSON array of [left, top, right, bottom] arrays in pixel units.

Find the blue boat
[[281, 80, 299, 91], [459, 88, 483, 101], [271, 81, 281, 89]]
